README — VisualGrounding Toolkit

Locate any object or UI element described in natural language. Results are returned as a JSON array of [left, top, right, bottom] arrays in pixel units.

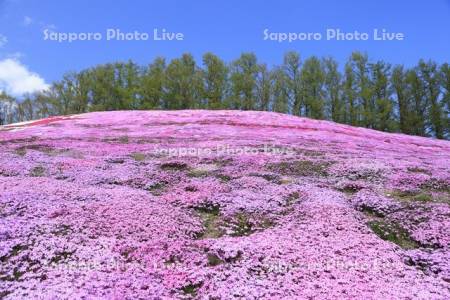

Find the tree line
[[1, 51, 449, 139]]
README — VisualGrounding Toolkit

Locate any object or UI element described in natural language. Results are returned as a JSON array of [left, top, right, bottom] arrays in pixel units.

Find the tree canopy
[[1, 51, 449, 139]]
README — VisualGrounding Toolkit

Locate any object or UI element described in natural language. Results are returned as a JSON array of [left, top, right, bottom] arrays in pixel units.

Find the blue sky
[[0, 0, 449, 95]]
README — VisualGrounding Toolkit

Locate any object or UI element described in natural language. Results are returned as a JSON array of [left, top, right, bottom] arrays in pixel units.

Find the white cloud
[[0, 58, 49, 96], [0, 34, 7, 48], [5, 52, 23, 59], [23, 16, 33, 26]]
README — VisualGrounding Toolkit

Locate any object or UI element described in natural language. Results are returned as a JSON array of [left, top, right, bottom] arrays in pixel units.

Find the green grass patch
[[30, 166, 46, 177], [14, 148, 27, 156], [49, 250, 75, 264], [215, 174, 232, 182], [51, 224, 72, 236], [268, 160, 332, 177], [359, 204, 386, 218], [207, 253, 224, 266], [130, 152, 146, 162], [160, 162, 188, 171], [230, 213, 254, 237], [389, 190, 435, 203], [145, 182, 167, 196], [194, 204, 223, 239], [368, 220, 419, 249], [187, 168, 209, 178], [195, 205, 275, 239], [249, 173, 283, 184], [411, 192, 434, 202], [284, 192, 300, 206], [299, 149, 324, 157], [0, 244, 28, 263], [118, 136, 129, 144], [181, 282, 203, 297], [407, 167, 431, 175]]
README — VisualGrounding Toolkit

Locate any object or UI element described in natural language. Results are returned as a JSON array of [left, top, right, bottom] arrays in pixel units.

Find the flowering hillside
[[1, 110, 449, 299]]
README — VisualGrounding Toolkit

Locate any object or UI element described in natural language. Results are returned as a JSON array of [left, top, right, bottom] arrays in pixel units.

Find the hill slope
[[1, 110, 449, 299]]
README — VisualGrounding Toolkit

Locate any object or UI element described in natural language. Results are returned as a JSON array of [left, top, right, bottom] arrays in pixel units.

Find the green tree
[[18, 96, 35, 122], [406, 69, 428, 136], [271, 67, 289, 113], [282, 52, 302, 115], [322, 57, 343, 122], [348, 52, 373, 127], [392, 66, 411, 134], [32, 92, 53, 119], [141, 57, 166, 109], [300, 56, 325, 119], [165, 53, 202, 109], [418, 60, 445, 138], [202, 53, 228, 109], [343, 62, 358, 126], [120, 60, 142, 109], [50, 71, 90, 115], [441, 63, 450, 137], [256, 64, 272, 111], [4, 52, 448, 139], [88, 64, 120, 111], [371, 61, 394, 131], [230, 53, 259, 110], [0, 91, 16, 125]]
